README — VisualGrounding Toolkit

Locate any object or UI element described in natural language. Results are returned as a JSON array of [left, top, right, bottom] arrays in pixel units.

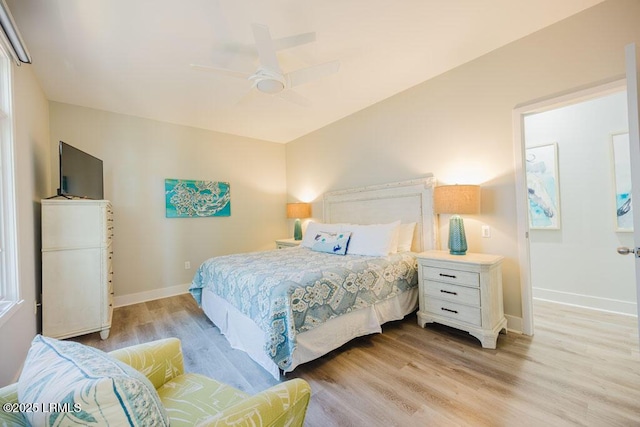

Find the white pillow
[[346, 220, 401, 256], [301, 221, 348, 248], [397, 222, 417, 252], [310, 231, 351, 255], [18, 335, 169, 427]]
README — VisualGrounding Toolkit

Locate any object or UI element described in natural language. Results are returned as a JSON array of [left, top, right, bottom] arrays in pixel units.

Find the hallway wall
[[525, 90, 636, 314]]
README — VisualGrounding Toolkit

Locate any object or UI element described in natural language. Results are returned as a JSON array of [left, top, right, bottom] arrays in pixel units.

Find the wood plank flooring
[[72, 295, 640, 426]]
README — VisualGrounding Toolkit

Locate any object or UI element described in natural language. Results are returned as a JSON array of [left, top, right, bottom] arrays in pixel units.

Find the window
[[0, 37, 19, 320]]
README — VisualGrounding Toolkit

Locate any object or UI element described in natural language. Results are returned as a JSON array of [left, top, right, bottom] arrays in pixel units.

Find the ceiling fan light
[[256, 79, 285, 94]]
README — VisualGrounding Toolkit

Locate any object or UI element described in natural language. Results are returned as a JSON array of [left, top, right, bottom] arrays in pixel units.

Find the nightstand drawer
[[424, 280, 480, 306], [417, 250, 506, 348], [425, 298, 481, 326], [424, 266, 479, 287]]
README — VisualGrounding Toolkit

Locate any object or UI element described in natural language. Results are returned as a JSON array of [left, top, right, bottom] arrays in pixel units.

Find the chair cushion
[[158, 373, 249, 427], [109, 337, 184, 389], [197, 378, 312, 427], [0, 383, 27, 426], [18, 335, 169, 427]]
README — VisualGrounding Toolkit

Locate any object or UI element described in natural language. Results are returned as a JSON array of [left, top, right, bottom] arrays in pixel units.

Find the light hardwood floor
[[73, 295, 640, 426]]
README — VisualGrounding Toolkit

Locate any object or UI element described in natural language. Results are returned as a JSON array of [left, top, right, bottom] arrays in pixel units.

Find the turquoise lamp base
[[448, 215, 468, 255], [293, 218, 302, 240]]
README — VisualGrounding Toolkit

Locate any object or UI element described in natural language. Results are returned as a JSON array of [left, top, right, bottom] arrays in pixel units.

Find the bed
[[189, 177, 437, 378]]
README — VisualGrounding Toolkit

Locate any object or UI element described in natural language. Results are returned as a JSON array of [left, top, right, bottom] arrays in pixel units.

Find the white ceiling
[[8, 0, 605, 143]]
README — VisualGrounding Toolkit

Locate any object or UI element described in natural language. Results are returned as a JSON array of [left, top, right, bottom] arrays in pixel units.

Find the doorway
[[513, 79, 635, 335]]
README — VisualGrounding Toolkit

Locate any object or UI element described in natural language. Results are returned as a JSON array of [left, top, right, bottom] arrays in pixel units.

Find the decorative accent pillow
[[301, 221, 349, 248], [397, 222, 416, 252], [18, 335, 169, 427], [310, 231, 351, 255], [346, 221, 401, 256]]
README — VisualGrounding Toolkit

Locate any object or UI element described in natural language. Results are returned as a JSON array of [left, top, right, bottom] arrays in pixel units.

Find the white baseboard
[[533, 287, 637, 316], [114, 283, 191, 308], [505, 314, 523, 334]]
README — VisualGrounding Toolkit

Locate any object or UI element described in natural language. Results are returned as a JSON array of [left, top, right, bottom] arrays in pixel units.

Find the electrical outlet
[[184, 261, 191, 269], [482, 225, 491, 238]]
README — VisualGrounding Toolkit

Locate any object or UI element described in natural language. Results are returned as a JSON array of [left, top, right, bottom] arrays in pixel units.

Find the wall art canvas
[[611, 132, 632, 231], [165, 179, 231, 218], [526, 143, 561, 229]]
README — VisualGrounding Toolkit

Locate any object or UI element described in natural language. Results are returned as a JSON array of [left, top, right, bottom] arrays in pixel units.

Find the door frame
[[512, 78, 627, 335]]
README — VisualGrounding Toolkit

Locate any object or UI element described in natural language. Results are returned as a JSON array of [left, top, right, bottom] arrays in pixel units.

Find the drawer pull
[[440, 289, 458, 295], [441, 307, 458, 314], [439, 273, 457, 279]]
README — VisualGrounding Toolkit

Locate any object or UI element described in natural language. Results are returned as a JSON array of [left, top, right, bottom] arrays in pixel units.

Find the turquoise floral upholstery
[[0, 337, 311, 427]]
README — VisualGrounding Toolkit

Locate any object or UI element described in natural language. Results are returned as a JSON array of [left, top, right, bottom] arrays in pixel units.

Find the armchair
[[0, 338, 311, 427]]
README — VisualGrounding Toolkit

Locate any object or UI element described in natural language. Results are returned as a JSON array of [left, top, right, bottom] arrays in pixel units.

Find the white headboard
[[322, 176, 437, 252]]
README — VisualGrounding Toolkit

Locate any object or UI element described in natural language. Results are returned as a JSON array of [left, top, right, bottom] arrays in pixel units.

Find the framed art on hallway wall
[[526, 142, 561, 229], [611, 132, 632, 232]]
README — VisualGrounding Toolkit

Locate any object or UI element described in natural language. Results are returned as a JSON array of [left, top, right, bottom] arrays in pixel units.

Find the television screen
[[59, 141, 104, 200]]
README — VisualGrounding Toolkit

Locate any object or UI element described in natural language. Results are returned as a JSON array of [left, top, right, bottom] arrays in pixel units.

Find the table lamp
[[433, 185, 480, 255], [286, 202, 311, 240]]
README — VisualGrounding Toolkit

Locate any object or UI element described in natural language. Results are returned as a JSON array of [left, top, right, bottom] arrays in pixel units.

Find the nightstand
[[275, 238, 302, 249], [416, 250, 507, 349]]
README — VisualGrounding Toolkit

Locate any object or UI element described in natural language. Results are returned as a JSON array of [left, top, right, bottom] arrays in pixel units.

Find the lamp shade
[[286, 203, 311, 219], [433, 185, 480, 215]]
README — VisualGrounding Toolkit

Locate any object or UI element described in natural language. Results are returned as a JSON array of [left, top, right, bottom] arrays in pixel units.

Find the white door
[[620, 43, 640, 339]]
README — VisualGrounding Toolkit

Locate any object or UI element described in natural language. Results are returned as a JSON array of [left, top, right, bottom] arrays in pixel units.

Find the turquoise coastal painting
[[526, 143, 560, 229], [612, 132, 632, 231], [165, 179, 231, 218]]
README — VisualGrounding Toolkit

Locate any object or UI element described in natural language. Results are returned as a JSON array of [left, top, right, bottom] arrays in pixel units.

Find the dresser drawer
[[424, 266, 479, 287], [424, 298, 481, 326], [424, 280, 480, 307]]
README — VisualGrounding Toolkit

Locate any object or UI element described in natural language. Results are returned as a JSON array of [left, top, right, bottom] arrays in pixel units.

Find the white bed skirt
[[201, 287, 418, 379]]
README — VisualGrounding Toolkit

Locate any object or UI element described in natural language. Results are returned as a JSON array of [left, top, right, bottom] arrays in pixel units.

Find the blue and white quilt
[[189, 247, 418, 370]]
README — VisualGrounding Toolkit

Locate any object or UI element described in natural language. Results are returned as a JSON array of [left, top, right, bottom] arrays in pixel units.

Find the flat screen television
[[58, 141, 104, 200]]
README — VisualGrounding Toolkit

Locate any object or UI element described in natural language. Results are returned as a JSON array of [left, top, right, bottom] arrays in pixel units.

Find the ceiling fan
[[191, 23, 340, 106]]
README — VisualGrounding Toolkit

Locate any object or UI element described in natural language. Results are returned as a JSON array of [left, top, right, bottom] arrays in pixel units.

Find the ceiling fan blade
[[272, 32, 316, 51], [276, 90, 311, 107], [251, 23, 281, 72], [189, 64, 252, 80], [287, 60, 340, 88], [235, 88, 264, 107], [211, 41, 257, 56], [208, 32, 315, 62]]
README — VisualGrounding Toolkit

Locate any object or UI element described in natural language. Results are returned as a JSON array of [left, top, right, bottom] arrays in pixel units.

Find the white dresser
[[41, 199, 114, 340], [417, 250, 507, 348]]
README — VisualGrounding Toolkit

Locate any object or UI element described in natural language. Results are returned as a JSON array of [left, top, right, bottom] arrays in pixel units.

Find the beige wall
[[286, 0, 640, 325], [49, 103, 288, 300], [0, 64, 50, 385]]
